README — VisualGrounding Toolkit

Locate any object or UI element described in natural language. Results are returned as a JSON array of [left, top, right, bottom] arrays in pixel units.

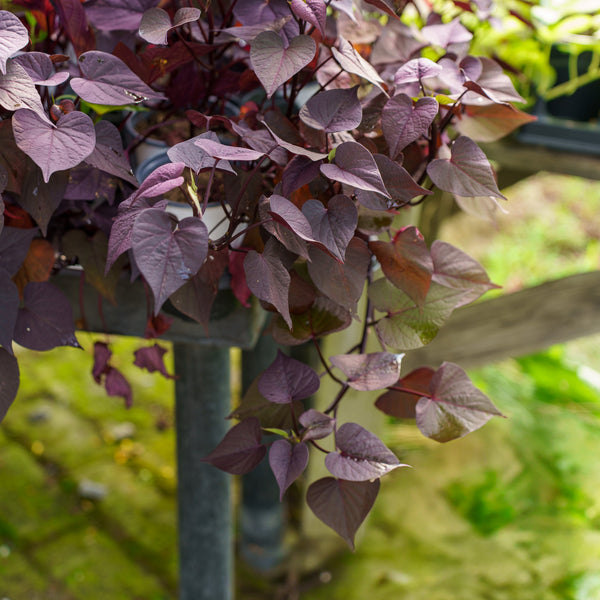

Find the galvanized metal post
[[174, 342, 232, 600]]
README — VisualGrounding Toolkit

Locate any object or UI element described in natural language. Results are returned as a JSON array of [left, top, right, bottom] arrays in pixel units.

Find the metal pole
[[174, 342, 232, 600]]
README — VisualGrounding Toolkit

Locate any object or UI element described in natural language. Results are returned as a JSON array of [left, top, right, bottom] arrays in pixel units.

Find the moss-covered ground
[[1, 173, 600, 599]]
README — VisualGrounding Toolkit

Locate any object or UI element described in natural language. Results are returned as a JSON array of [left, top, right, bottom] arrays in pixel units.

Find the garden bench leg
[[174, 342, 233, 600]]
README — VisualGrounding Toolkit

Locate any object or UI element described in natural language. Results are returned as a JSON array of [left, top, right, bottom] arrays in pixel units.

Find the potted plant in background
[[0, 0, 535, 551]]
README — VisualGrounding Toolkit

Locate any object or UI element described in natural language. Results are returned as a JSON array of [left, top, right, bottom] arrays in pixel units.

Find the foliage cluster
[[0, 0, 535, 545]]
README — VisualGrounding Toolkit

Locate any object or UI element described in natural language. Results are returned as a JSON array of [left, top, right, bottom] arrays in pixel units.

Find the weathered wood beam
[[403, 271, 600, 371]]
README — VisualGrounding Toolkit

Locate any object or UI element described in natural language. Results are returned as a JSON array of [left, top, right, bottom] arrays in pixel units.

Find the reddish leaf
[[455, 103, 537, 142], [120, 162, 185, 209], [229, 251, 252, 308], [375, 366, 436, 419], [0, 347, 19, 424], [250, 31, 316, 98], [168, 131, 235, 175], [431, 240, 499, 306], [325, 423, 406, 481], [370, 227, 433, 309], [202, 417, 266, 475], [144, 313, 173, 339], [299, 409, 336, 442], [133, 343, 176, 379], [269, 439, 309, 500], [12, 238, 54, 297], [244, 239, 292, 328], [329, 352, 404, 391], [54, 0, 94, 55], [307, 477, 380, 550], [331, 37, 386, 94], [416, 362, 504, 442], [105, 366, 133, 408], [363, 0, 401, 20], [427, 136, 506, 200], [258, 349, 320, 404]]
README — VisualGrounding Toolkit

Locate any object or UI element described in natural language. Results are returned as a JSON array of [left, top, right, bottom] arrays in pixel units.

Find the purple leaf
[[0, 347, 19, 423], [269, 439, 309, 500], [299, 409, 336, 442], [218, 17, 293, 44], [463, 57, 525, 105], [331, 37, 386, 94], [54, 0, 94, 56], [244, 238, 292, 328], [84, 0, 158, 32], [382, 94, 438, 158], [302, 196, 357, 262], [0, 268, 18, 353], [0, 227, 37, 276], [281, 155, 323, 198], [375, 366, 435, 419], [260, 119, 327, 161], [307, 477, 380, 550], [121, 162, 185, 209], [369, 226, 433, 309], [230, 121, 288, 167], [258, 349, 320, 404], [299, 87, 362, 133], [168, 132, 235, 174], [132, 211, 209, 313], [416, 362, 504, 442], [329, 352, 404, 391], [453, 194, 507, 223], [12, 110, 96, 183], [13, 282, 80, 351], [427, 136, 506, 200], [92, 341, 112, 383], [139, 7, 200, 45], [133, 343, 176, 379], [307, 237, 371, 310], [369, 279, 466, 350], [202, 417, 266, 475], [0, 60, 46, 116], [268, 194, 316, 244], [12, 52, 70, 86], [321, 142, 390, 198], [251, 31, 316, 99], [71, 51, 166, 105], [422, 17, 473, 49], [393, 58, 442, 86], [193, 137, 264, 162], [0, 11, 29, 75], [325, 423, 406, 481], [290, 0, 326, 36], [234, 0, 299, 43], [105, 367, 133, 408], [356, 154, 431, 209], [85, 120, 137, 185]]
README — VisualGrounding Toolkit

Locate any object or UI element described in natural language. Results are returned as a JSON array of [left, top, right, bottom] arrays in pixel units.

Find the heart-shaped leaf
[[268, 194, 317, 245], [369, 279, 466, 350], [219, 17, 293, 44], [12, 109, 96, 183], [139, 7, 201, 45], [375, 366, 435, 419], [258, 349, 320, 404], [329, 352, 404, 391], [234, 0, 299, 43], [307, 477, 380, 550], [85, 120, 137, 185], [307, 237, 371, 310], [0, 268, 18, 353], [302, 196, 357, 262], [299, 87, 362, 133], [356, 154, 431, 210], [132, 211, 208, 313], [0, 347, 19, 424], [281, 155, 323, 198], [299, 409, 336, 442], [202, 417, 266, 475], [269, 439, 309, 500], [331, 37, 386, 94], [84, 0, 157, 32], [121, 162, 185, 210], [251, 31, 316, 98], [169, 132, 235, 174], [193, 137, 265, 162], [13, 282, 80, 351], [382, 94, 438, 158], [427, 136, 506, 200], [431, 240, 499, 306], [325, 423, 406, 481], [393, 58, 442, 86], [290, 0, 326, 35], [415, 362, 504, 442], [463, 57, 525, 105], [12, 52, 70, 86], [0, 60, 46, 116], [0, 10, 29, 75], [71, 51, 166, 105], [369, 226, 433, 309], [244, 238, 292, 328], [321, 142, 390, 198]]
